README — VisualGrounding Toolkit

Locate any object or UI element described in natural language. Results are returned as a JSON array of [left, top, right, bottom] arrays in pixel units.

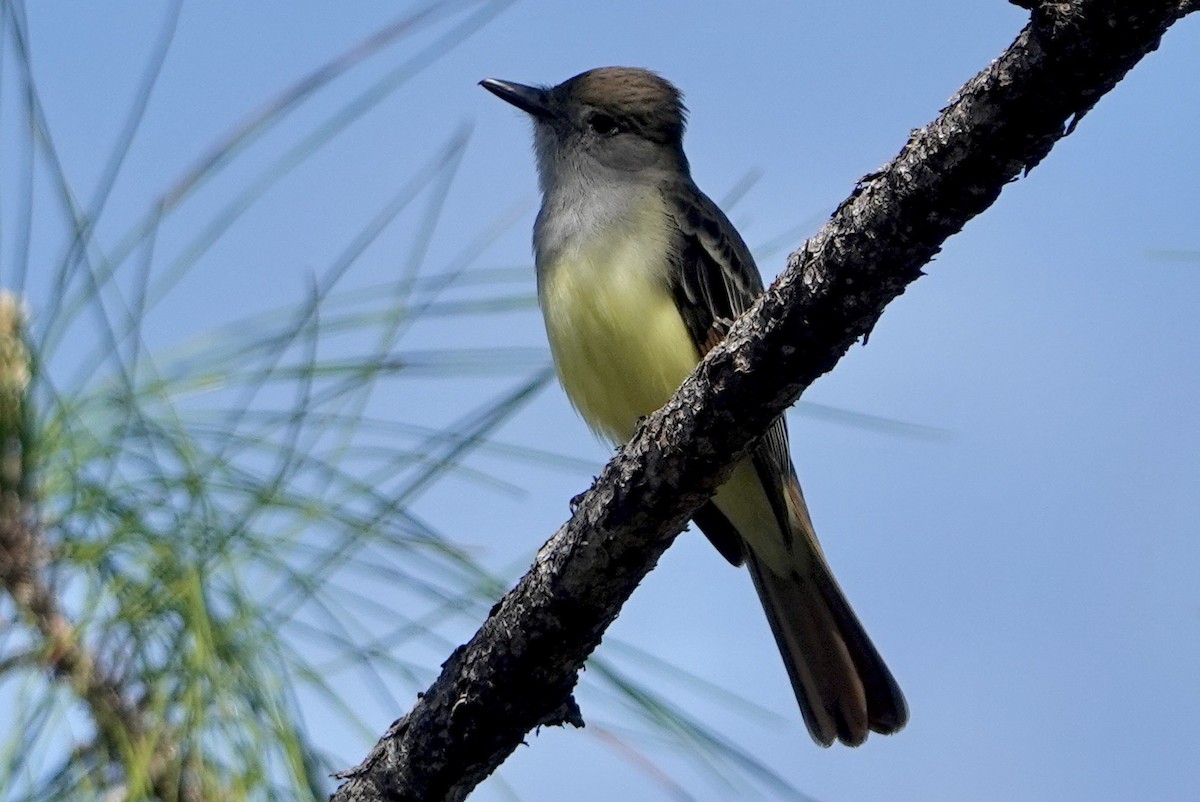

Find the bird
[[481, 66, 906, 747]]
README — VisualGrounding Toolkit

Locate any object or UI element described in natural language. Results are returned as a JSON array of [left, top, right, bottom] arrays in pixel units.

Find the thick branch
[[331, 2, 1196, 800]]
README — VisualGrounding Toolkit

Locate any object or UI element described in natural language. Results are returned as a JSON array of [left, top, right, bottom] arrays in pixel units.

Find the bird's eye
[[587, 113, 619, 136]]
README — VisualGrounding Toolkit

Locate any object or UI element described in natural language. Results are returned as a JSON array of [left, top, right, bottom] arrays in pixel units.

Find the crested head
[[552, 67, 687, 145], [481, 66, 692, 200]]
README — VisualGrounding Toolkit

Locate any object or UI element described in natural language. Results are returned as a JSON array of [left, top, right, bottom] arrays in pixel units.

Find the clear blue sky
[[9, 2, 1200, 800]]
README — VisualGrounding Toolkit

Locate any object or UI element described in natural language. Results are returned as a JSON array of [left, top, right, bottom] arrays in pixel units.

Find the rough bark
[[331, 2, 1197, 800]]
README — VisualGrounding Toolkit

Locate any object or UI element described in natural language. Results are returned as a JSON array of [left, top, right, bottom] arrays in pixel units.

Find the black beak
[[479, 78, 553, 119]]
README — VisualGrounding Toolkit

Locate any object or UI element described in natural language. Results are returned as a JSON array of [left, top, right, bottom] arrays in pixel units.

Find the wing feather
[[664, 180, 797, 562]]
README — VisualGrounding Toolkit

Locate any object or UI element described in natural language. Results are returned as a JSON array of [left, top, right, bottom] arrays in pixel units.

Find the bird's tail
[[745, 522, 908, 747]]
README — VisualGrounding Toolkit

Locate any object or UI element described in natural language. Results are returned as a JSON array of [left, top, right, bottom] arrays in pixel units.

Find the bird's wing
[[665, 181, 799, 565], [667, 181, 763, 343]]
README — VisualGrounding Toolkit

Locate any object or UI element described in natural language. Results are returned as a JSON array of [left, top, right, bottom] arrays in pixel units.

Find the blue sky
[[7, 2, 1200, 800]]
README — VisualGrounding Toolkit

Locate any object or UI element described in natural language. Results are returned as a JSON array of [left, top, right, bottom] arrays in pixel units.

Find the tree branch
[[330, 1, 1196, 799]]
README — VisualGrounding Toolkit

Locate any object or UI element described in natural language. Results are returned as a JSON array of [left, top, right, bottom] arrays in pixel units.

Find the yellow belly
[[540, 216, 789, 565], [541, 222, 699, 443]]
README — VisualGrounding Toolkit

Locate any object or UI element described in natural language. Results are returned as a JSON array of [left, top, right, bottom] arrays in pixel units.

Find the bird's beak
[[479, 78, 553, 119]]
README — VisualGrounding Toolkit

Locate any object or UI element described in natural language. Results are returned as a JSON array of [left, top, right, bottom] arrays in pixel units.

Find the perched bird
[[481, 67, 906, 747]]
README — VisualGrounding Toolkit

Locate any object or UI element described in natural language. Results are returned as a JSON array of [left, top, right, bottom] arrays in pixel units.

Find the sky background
[[6, 2, 1200, 801]]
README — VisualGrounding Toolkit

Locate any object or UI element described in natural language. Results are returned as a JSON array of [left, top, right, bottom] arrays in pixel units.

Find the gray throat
[[532, 170, 663, 289]]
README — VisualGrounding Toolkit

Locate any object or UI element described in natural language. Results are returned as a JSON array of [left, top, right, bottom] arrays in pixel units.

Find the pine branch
[[330, 1, 1198, 799], [0, 294, 197, 801]]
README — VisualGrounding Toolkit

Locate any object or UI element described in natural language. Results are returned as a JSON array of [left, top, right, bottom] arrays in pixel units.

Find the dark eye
[[587, 113, 619, 136]]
